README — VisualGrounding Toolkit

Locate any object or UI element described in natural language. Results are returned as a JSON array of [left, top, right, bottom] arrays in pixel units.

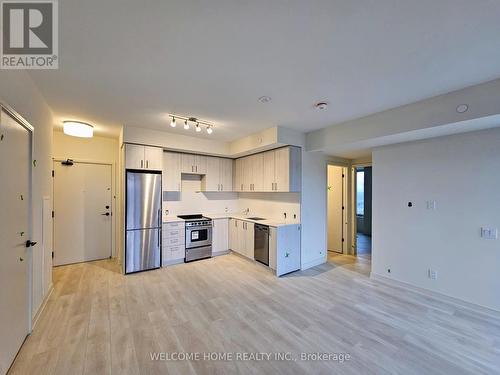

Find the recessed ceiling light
[[195, 123, 201, 132], [183, 120, 189, 130], [456, 104, 469, 113], [315, 102, 328, 110], [170, 117, 176, 127], [258, 96, 272, 103], [63, 121, 94, 138]]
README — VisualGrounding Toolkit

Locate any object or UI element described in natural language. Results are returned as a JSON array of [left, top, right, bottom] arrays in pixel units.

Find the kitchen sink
[[246, 217, 266, 221]]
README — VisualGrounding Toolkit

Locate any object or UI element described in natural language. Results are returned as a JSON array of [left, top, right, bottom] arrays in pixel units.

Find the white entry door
[[0, 107, 31, 375], [53, 162, 112, 266]]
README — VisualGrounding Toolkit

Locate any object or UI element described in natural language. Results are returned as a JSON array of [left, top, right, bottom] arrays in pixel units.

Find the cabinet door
[[262, 150, 275, 192], [220, 159, 233, 191], [181, 154, 195, 173], [204, 157, 221, 191], [251, 153, 264, 192], [163, 152, 181, 191], [242, 156, 252, 192], [245, 221, 255, 259], [274, 147, 290, 192], [229, 219, 239, 253], [195, 155, 207, 174], [234, 159, 244, 192], [237, 220, 246, 256], [144, 146, 163, 171], [212, 218, 229, 254], [125, 144, 145, 170]]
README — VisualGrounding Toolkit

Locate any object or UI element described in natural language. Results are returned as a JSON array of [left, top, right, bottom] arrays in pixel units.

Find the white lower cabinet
[[212, 218, 229, 255], [162, 221, 185, 265], [229, 219, 254, 259], [269, 224, 301, 276]]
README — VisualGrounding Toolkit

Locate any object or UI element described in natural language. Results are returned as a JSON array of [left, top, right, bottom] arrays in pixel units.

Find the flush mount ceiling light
[[258, 96, 272, 103], [63, 121, 94, 138], [169, 114, 214, 135], [315, 102, 328, 110], [456, 104, 469, 113]]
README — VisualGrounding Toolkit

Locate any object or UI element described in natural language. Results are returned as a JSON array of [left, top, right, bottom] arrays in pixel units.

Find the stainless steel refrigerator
[[125, 171, 162, 273]]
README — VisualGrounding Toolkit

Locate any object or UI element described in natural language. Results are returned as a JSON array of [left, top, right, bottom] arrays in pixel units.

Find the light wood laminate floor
[[9, 254, 500, 374]]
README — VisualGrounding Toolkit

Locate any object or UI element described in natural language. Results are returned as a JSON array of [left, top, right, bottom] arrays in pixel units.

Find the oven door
[[186, 225, 212, 248]]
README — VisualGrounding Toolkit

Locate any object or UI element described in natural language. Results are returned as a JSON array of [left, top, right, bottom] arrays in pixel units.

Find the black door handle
[[101, 212, 110, 216], [25, 240, 37, 247]]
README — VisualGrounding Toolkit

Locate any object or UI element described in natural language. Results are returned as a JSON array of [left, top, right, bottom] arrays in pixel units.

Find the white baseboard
[[32, 283, 54, 330], [162, 259, 184, 267], [213, 250, 231, 257], [370, 273, 500, 316], [301, 256, 326, 271]]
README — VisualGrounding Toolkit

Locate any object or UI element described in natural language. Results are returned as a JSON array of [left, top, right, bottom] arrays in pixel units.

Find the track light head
[[170, 117, 176, 127]]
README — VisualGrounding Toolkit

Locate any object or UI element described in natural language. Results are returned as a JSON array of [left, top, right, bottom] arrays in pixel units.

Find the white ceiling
[[29, 0, 500, 140]]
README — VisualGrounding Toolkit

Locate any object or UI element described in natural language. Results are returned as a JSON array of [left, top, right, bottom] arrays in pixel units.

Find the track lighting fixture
[[169, 114, 214, 135]]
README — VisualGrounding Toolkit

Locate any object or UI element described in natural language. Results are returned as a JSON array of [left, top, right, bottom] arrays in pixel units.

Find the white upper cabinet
[[201, 157, 233, 192], [234, 146, 301, 193], [163, 152, 181, 191], [234, 158, 244, 192], [220, 158, 233, 192], [203, 156, 221, 191], [125, 144, 163, 171], [181, 153, 207, 174]]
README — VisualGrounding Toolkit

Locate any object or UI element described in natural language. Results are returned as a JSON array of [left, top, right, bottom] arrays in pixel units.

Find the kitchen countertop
[[163, 213, 299, 227]]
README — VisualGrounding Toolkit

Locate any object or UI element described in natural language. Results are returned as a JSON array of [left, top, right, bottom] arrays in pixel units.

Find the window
[[356, 169, 364, 216]]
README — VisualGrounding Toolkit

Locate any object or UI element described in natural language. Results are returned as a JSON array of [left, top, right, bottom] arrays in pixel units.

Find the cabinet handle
[[196, 165, 198, 172], [221, 184, 223, 191], [146, 160, 149, 169], [141, 160, 144, 168], [241, 184, 243, 191]]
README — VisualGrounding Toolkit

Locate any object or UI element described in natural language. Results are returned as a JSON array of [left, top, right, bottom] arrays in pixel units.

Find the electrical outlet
[[428, 269, 438, 280], [481, 227, 498, 240], [426, 200, 437, 210]]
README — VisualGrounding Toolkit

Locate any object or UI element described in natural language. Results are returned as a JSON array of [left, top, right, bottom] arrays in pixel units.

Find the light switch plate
[[481, 227, 498, 240], [426, 200, 437, 210]]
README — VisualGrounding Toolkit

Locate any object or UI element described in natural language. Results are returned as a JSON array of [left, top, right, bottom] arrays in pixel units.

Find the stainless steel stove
[[177, 214, 212, 262]]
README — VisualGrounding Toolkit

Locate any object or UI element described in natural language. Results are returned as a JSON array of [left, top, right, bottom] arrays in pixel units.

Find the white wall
[[238, 193, 301, 222], [53, 131, 120, 257], [0, 70, 54, 321], [163, 176, 239, 217], [300, 151, 328, 269], [372, 128, 500, 311]]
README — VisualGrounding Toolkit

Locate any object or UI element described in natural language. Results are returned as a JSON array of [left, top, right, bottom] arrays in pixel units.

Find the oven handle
[[186, 225, 213, 230]]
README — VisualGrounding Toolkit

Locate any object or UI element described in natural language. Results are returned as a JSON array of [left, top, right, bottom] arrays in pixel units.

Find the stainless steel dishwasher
[[254, 224, 269, 266]]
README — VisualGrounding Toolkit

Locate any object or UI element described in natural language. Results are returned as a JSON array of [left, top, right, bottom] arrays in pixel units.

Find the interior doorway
[[354, 166, 372, 256], [0, 105, 33, 374], [327, 165, 347, 254], [53, 160, 113, 266]]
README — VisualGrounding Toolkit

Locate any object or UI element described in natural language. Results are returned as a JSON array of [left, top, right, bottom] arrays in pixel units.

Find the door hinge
[[342, 174, 345, 178], [342, 206, 345, 210], [51, 251, 54, 259], [342, 238, 345, 242], [52, 211, 54, 218], [52, 170, 54, 177]]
